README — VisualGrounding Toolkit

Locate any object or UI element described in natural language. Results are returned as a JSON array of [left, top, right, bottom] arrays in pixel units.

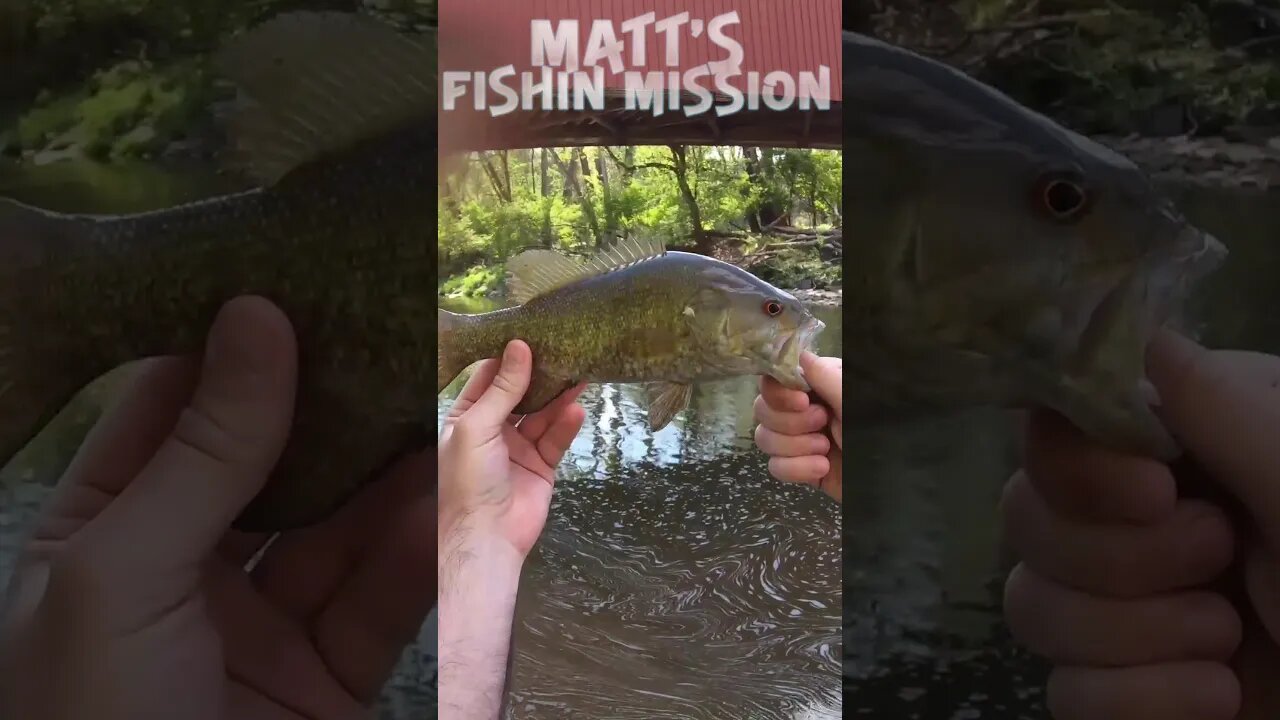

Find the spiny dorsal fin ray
[[215, 12, 436, 186], [506, 235, 666, 305], [505, 250, 587, 306]]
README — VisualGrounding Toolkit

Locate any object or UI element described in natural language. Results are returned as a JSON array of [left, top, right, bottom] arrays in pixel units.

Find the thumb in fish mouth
[[768, 364, 811, 392]]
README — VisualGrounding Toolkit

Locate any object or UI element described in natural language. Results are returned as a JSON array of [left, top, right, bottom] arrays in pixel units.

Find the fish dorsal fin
[[215, 12, 436, 186], [506, 235, 666, 305], [505, 250, 588, 306]]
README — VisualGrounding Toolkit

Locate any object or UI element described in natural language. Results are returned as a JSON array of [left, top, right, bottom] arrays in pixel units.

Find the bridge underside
[[443, 93, 842, 151]]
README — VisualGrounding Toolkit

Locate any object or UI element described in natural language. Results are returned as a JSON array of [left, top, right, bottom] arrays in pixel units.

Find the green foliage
[[439, 264, 503, 298], [2, 0, 394, 160], [875, 0, 1280, 133], [1021, 4, 1278, 131], [10, 57, 209, 160], [437, 146, 844, 293]]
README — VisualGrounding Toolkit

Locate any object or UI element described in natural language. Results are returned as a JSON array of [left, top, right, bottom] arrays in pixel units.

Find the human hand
[[753, 352, 842, 502], [1001, 328, 1280, 720], [435, 340, 587, 719], [0, 296, 437, 720], [436, 339, 586, 559]]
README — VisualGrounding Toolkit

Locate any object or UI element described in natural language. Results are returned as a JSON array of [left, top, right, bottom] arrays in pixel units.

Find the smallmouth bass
[[437, 236, 826, 430], [0, 12, 439, 531], [840, 32, 1225, 460]]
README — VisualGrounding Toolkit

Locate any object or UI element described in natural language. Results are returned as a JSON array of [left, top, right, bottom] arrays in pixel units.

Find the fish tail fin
[[437, 308, 468, 393], [0, 197, 99, 470]]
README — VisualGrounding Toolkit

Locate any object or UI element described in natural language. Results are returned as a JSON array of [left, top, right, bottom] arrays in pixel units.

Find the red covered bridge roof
[[438, 0, 842, 150], [440, 0, 842, 102]]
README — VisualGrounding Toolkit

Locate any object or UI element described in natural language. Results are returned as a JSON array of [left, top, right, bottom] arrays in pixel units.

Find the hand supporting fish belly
[[437, 236, 825, 432]]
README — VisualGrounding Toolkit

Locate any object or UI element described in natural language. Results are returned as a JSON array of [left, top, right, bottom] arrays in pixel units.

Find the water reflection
[[438, 299, 844, 720]]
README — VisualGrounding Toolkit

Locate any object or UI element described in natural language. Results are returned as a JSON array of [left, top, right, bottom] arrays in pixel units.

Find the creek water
[[438, 295, 844, 720]]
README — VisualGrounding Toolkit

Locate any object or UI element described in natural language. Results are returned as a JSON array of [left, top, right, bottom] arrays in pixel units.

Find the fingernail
[[203, 299, 280, 392], [503, 341, 524, 368]]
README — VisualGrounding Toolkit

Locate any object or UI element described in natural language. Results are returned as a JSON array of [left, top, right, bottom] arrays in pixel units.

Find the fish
[[0, 12, 441, 531], [436, 236, 826, 431], [839, 31, 1226, 460]]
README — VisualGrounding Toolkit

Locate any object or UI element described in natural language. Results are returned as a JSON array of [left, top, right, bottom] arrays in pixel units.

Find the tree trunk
[[668, 145, 706, 250], [549, 149, 601, 244], [478, 153, 511, 203], [756, 149, 789, 228], [597, 148, 616, 237], [540, 148, 553, 247], [575, 148, 603, 245], [742, 146, 764, 232], [499, 150, 512, 202]]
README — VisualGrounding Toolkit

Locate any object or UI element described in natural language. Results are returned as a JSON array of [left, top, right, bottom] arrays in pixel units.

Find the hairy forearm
[[438, 519, 525, 720]]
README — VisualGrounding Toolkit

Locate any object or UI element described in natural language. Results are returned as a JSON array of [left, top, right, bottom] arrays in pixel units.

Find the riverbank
[[1099, 134, 1280, 191], [790, 288, 842, 307]]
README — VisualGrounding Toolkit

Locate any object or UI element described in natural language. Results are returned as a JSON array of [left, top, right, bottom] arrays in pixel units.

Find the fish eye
[[1032, 172, 1092, 223], [763, 300, 783, 317]]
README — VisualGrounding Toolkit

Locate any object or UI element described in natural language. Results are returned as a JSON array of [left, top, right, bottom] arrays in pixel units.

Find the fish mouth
[[1182, 227, 1227, 279], [767, 316, 825, 391]]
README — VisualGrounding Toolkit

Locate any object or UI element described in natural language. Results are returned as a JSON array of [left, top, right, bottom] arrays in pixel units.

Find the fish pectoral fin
[[645, 382, 692, 432]]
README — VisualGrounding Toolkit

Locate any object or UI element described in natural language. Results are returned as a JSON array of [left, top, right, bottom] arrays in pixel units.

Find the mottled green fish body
[[438, 237, 825, 431]]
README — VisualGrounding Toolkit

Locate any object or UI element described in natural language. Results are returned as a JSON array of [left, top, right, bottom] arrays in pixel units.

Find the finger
[[753, 395, 828, 435], [821, 445, 842, 503], [800, 352, 842, 420], [517, 383, 587, 440], [769, 455, 830, 487], [1046, 664, 1240, 720], [1244, 546, 1280, 646], [216, 530, 272, 568], [1000, 470, 1234, 597], [754, 425, 830, 458], [1024, 409, 1178, 524], [535, 403, 586, 470], [1147, 330, 1280, 546], [33, 357, 197, 543], [252, 451, 430, 621], [314, 463, 436, 703], [82, 296, 297, 574], [759, 375, 810, 413], [206, 562, 366, 719], [464, 340, 532, 429], [446, 358, 500, 418], [1004, 564, 1241, 666]]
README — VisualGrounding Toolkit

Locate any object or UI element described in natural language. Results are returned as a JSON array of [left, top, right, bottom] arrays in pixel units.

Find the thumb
[[1146, 328, 1280, 548], [801, 352, 843, 421], [465, 339, 533, 427], [87, 296, 297, 572]]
